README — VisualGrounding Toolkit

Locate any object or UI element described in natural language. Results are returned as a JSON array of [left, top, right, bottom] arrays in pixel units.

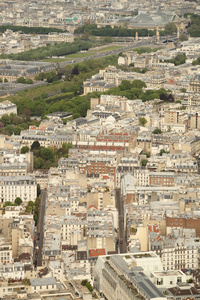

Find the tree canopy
[[153, 128, 162, 134], [21, 146, 29, 154], [164, 22, 177, 34], [0, 40, 92, 61], [139, 117, 147, 126], [0, 25, 66, 34], [15, 197, 23, 205], [75, 24, 156, 37]]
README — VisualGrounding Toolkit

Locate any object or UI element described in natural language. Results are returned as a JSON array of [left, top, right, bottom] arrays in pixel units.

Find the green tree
[[120, 80, 132, 91], [26, 78, 33, 84], [3, 201, 14, 208], [14, 197, 22, 205], [104, 36, 112, 43], [159, 149, 169, 156], [181, 88, 186, 93], [4, 78, 8, 83], [17, 77, 26, 84], [141, 159, 148, 166], [21, 146, 29, 154], [34, 157, 44, 169], [153, 128, 162, 134], [143, 152, 150, 158], [165, 22, 177, 34], [37, 184, 41, 197], [25, 201, 34, 213], [31, 141, 40, 151], [40, 147, 55, 161], [179, 33, 188, 42], [1, 114, 11, 126], [139, 117, 147, 126]]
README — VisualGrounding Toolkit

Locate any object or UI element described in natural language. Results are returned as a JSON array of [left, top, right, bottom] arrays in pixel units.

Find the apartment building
[[149, 229, 199, 270], [189, 74, 200, 92], [94, 253, 164, 300], [20, 133, 75, 148], [190, 112, 200, 130], [0, 100, 17, 116], [137, 135, 152, 153], [87, 210, 115, 252], [164, 110, 188, 125], [0, 262, 25, 280], [149, 172, 175, 187], [0, 240, 13, 264], [0, 176, 37, 203], [61, 215, 87, 246], [77, 151, 118, 182]]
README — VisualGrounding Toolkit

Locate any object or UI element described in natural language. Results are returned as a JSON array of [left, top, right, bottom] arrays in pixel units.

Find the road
[[58, 37, 163, 68], [115, 188, 127, 253], [35, 190, 47, 267]]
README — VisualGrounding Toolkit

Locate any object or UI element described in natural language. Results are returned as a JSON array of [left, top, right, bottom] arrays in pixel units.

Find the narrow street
[[36, 190, 47, 267], [115, 188, 127, 253]]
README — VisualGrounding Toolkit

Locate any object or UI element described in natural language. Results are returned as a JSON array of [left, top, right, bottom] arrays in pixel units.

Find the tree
[[21, 146, 29, 154], [159, 149, 169, 156], [22, 108, 31, 120], [4, 78, 8, 83], [34, 157, 44, 169], [179, 33, 188, 42], [141, 159, 148, 166], [26, 78, 33, 84], [40, 147, 55, 161], [165, 22, 177, 34], [181, 88, 186, 93], [167, 94, 175, 102], [82, 32, 90, 40], [17, 77, 26, 84], [25, 201, 34, 213], [81, 280, 88, 286], [31, 141, 40, 151], [37, 184, 41, 197], [120, 80, 132, 91], [153, 128, 162, 134], [1, 114, 10, 126], [104, 36, 112, 43], [139, 117, 147, 126], [160, 93, 167, 101], [15, 197, 22, 205], [3, 201, 14, 208]]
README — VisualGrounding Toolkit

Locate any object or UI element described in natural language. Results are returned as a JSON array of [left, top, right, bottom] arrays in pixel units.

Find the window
[[157, 278, 163, 285], [177, 277, 182, 283]]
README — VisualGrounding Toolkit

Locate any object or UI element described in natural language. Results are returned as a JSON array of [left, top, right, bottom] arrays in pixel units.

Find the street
[[58, 37, 162, 68], [35, 190, 47, 267], [115, 188, 127, 253]]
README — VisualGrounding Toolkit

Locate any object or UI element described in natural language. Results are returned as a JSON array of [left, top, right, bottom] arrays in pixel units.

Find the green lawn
[[65, 51, 96, 59], [98, 45, 122, 52], [42, 46, 121, 62], [42, 51, 96, 62], [42, 58, 68, 62]]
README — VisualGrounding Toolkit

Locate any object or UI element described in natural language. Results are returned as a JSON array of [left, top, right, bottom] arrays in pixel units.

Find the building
[[30, 277, 57, 293], [94, 252, 165, 300], [149, 172, 175, 187], [0, 100, 17, 116], [0, 176, 37, 203], [189, 74, 200, 93]]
